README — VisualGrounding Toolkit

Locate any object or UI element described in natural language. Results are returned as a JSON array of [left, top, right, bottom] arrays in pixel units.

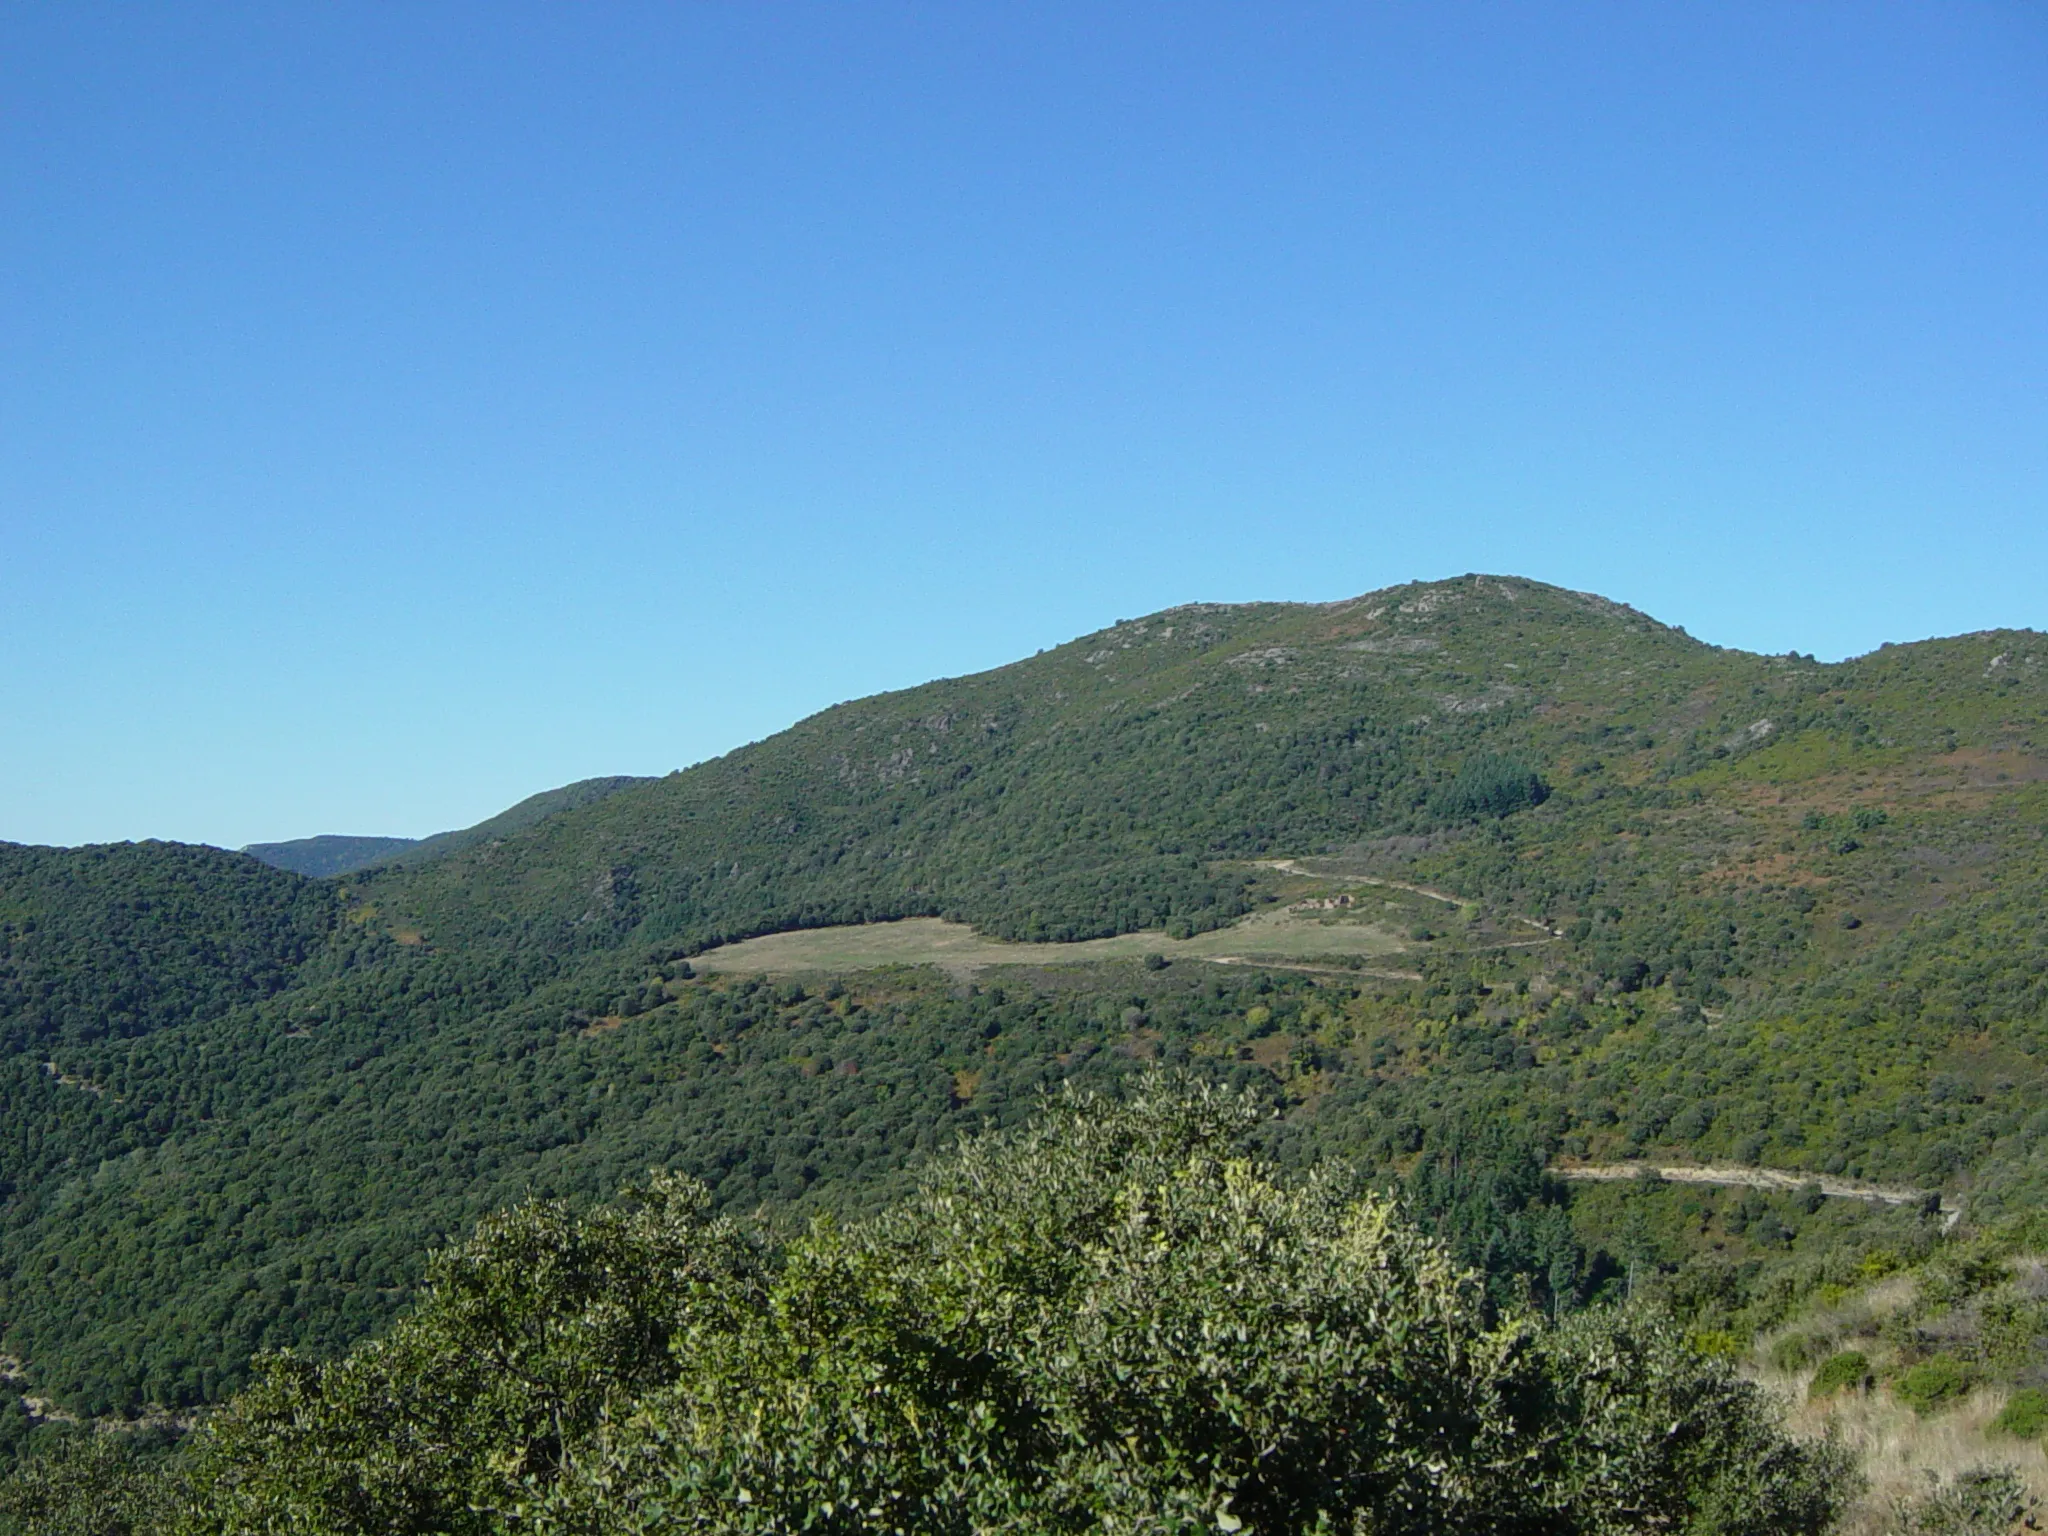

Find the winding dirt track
[[1552, 1162, 1958, 1230], [1259, 859, 1561, 942]]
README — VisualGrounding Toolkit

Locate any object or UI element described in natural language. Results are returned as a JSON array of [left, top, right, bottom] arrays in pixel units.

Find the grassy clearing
[[690, 901, 1418, 980]]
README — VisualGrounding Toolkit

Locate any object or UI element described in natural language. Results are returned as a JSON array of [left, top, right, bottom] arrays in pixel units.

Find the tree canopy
[[175, 1080, 1853, 1536]]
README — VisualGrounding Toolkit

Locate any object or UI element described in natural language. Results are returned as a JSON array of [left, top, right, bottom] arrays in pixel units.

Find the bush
[[1687, 1328, 1742, 1359], [1895, 1354, 1974, 1415], [1809, 1350, 1874, 1399], [182, 1078, 1859, 1536], [1978, 1295, 2048, 1375], [1533, 1309, 1858, 1536], [1989, 1386, 2048, 1440], [1771, 1332, 1825, 1373], [1889, 1466, 2037, 1536], [188, 1172, 763, 1533], [1921, 1246, 2011, 1309], [0, 1433, 185, 1536]]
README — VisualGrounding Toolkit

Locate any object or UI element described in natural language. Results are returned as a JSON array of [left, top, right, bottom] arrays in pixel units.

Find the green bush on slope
[[1989, 1387, 2048, 1440], [1888, 1466, 2037, 1536], [1894, 1355, 1973, 1416], [1808, 1351, 1874, 1399], [177, 1079, 1854, 1536]]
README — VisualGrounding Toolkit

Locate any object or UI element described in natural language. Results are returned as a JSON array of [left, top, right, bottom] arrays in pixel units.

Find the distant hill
[[241, 776, 654, 878], [2, 574, 2044, 1427], [384, 775, 655, 868], [0, 840, 334, 1053], [240, 834, 418, 877]]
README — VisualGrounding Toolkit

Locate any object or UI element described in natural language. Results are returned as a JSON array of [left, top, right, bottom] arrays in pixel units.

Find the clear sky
[[3, 4, 2044, 850]]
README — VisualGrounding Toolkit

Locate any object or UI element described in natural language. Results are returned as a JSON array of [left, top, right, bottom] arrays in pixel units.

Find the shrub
[[187, 1171, 763, 1533], [1771, 1332, 1825, 1373], [1687, 1328, 1742, 1359], [1979, 1294, 2048, 1376], [0, 1433, 184, 1536], [1921, 1245, 2010, 1309], [1889, 1466, 2037, 1536], [1992, 1210, 2048, 1253], [1989, 1386, 2048, 1440], [1809, 1350, 1874, 1398], [1895, 1354, 1973, 1415], [183, 1078, 1859, 1536], [1534, 1309, 1858, 1536]]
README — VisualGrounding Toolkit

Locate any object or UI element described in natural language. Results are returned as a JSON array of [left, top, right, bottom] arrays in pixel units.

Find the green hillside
[[384, 774, 656, 870], [0, 842, 334, 1056], [240, 835, 419, 878], [241, 775, 654, 878], [369, 579, 1751, 957], [2, 575, 2045, 1443]]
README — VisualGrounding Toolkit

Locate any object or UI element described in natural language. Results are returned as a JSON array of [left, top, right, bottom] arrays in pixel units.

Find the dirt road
[[1553, 1161, 1958, 1229]]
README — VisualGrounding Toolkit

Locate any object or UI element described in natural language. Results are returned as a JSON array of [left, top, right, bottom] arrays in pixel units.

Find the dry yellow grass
[[689, 905, 1416, 980], [1787, 1384, 2046, 1535], [1749, 1268, 2047, 1533]]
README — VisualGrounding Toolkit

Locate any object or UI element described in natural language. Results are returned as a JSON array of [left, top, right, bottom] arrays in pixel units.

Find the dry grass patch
[[1792, 1386, 2046, 1536], [690, 906, 1412, 981]]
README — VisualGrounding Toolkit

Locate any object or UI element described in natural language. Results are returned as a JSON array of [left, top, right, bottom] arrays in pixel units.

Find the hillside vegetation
[[1, 575, 2045, 1495], [241, 775, 653, 878], [238, 836, 417, 879], [371, 579, 1756, 954], [9, 1083, 1861, 1536]]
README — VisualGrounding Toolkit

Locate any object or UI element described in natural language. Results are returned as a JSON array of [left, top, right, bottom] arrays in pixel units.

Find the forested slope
[[371, 578, 1767, 954], [2, 574, 2044, 1437], [0, 842, 334, 1055], [238, 836, 419, 878], [241, 774, 654, 878]]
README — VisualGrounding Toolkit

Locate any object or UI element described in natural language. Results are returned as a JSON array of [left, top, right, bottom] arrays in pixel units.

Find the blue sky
[[4, 4, 2044, 849]]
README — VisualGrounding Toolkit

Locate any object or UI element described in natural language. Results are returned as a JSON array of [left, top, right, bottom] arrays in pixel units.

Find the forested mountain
[[2, 574, 2045, 1451], [372, 578, 1734, 955]]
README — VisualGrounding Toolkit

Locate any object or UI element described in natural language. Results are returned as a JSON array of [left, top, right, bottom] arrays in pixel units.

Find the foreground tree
[[185, 1173, 763, 1533], [0, 1433, 185, 1536], [171, 1076, 1851, 1535]]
